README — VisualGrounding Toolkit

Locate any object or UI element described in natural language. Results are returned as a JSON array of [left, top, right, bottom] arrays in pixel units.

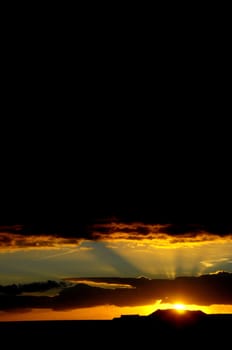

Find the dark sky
[[1, 173, 231, 234], [1, 4, 231, 231], [1, 117, 231, 229], [1, 180, 231, 231]]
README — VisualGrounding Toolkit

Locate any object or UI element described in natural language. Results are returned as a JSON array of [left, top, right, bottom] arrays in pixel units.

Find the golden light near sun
[[173, 303, 186, 313]]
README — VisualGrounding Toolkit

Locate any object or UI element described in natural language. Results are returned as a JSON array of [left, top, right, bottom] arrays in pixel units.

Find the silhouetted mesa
[[1, 312, 232, 346], [148, 309, 206, 324], [113, 314, 143, 320], [113, 309, 232, 333], [113, 309, 206, 323]]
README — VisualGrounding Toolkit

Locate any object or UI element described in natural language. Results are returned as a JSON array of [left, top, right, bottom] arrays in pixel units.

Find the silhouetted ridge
[[113, 309, 207, 323], [148, 309, 206, 321]]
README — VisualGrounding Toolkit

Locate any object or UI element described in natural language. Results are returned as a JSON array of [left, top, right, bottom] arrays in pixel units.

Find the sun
[[172, 303, 186, 313]]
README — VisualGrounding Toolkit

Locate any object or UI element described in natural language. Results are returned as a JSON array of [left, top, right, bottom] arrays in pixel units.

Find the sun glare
[[173, 303, 186, 313]]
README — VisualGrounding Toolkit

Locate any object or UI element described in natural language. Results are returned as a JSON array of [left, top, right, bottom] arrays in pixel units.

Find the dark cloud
[[91, 222, 232, 241], [0, 280, 67, 296], [0, 294, 52, 311], [1, 222, 232, 249], [2, 221, 232, 242], [165, 223, 232, 236], [50, 272, 232, 309], [0, 223, 92, 239], [1, 272, 232, 312], [0, 232, 81, 249], [0, 225, 23, 234]]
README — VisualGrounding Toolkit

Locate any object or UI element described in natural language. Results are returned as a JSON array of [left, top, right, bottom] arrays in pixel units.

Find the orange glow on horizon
[[1, 303, 232, 322], [172, 303, 186, 313]]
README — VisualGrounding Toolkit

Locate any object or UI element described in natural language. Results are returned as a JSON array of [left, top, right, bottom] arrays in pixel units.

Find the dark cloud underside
[[1, 222, 232, 242], [1, 272, 232, 312]]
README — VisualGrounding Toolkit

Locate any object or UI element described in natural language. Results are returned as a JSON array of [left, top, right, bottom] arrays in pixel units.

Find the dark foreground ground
[[1, 314, 232, 347]]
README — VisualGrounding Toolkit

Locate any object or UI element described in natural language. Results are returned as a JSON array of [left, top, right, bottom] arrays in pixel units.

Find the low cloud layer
[[92, 222, 232, 241], [0, 233, 81, 250], [1, 222, 232, 250], [1, 272, 232, 312], [0, 280, 67, 296]]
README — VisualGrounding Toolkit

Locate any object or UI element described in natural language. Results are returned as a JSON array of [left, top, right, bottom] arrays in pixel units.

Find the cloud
[[92, 222, 232, 239], [0, 280, 67, 296], [0, 223, 92, 239], [64, 279, 135, 289], [1, 272, 232, 312], [1, 222, 232, 250], [92, 223, 167, 240], [0, 225, 23, 233], [54, 272, 232, 309], [90, 222, 232, 247], [0, 233, 81, 250], [200, 258, 230, 268]]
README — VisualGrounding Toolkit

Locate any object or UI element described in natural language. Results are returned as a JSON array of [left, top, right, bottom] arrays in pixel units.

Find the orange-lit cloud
[[1, 222, 232, 250], [92, 222, 232, 236], [66, 279, 135, 289], [91, 222, 232, 246], [0, 233, 81, 251], [1, 226, 232, 252], [93, 232, 232, 248]]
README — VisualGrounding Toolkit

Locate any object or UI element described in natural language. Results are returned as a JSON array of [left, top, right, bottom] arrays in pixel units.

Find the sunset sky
[[1, 221, 232, 321], [1, 3, 232, 335], [2, 133, 231, 323]]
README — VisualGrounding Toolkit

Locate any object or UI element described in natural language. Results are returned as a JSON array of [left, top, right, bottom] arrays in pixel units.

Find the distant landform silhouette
[[1, 309, 232, 346], [114, 308, 207, 322]]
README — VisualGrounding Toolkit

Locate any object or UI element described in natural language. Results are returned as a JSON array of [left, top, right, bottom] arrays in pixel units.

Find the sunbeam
[[87, 241, 143, 276]]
